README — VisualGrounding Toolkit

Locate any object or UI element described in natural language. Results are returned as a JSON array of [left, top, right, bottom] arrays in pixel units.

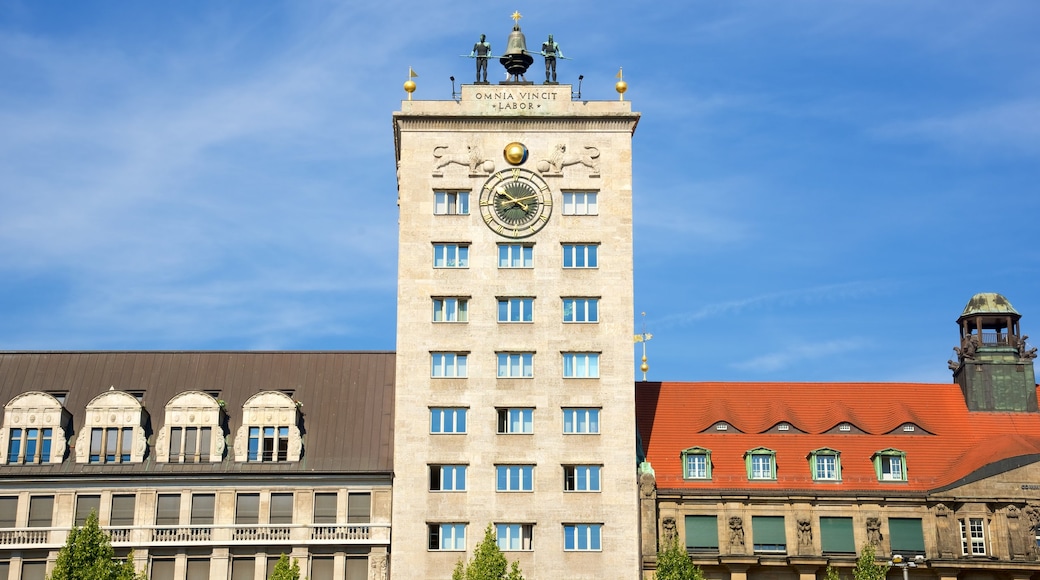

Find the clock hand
[[496, 186, 528, 211]]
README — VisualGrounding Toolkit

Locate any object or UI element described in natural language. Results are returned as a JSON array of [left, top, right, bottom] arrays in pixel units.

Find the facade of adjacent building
[[636, 294, 1040, 580], [389, 24, 642, 580], [0, 351, 395, 580]]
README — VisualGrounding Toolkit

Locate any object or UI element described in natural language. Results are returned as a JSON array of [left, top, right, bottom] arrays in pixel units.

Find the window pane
[[27, 496, 53, 527], [313, 493, 338, 524], [685, 515, 719, 550], [270, 493, 294, 524], [235, 494, 259, 525], [186, 560, 209, 580], [889, 518, 925, 553], [156, 494, 181, 526], [820, 517, 855, 554], [109, 495, 135, 527], [0, 496, 17, 527], [752, 516, 786, 552], [347, 493, 371, 523], [21, 562, 46, 580], [230, 559, 255, 580], [311, 558, 334, 580], [75, 495, 101, 526], [190, 494, 214, 525], [345, 559, 367, 580]]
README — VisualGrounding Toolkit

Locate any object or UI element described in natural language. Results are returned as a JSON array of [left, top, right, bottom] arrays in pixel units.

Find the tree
[[452, 524, 524, 580], [269, 554, 301, 580], [654, 537, 704, 580], [853, 543, 889, 580], [824, 565, 843, 580], [48, 511, 145, 580]]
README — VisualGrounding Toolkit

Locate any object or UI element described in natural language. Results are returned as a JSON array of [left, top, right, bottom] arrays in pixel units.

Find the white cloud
[[730, 338, 867, 373]]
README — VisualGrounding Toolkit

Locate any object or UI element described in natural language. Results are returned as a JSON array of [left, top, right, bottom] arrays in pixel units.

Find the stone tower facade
[[390, 72, 640, 577]]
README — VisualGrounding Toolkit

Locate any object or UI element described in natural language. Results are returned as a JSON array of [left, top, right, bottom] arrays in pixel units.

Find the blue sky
[[1, 1, 1038, 383]]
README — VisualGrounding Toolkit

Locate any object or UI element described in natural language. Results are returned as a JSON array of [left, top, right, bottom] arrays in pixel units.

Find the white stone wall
[[392, 84, 641, 579]]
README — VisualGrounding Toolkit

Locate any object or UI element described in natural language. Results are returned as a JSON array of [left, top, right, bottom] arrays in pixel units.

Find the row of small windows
[[681, 447, 909, 482], [432, 297, 600, 323], [433, 243, 599, 269], [1, 390, 301, 466], [0, 555, 369, 580], [429, 464, 601, 492], [434, 191, 599, 216], [430, 352, 600, 379], [430, 407, 600, 435], [0, 490, 370, 530], [428, 522, 602, 552], [714, 420, 925, 436]]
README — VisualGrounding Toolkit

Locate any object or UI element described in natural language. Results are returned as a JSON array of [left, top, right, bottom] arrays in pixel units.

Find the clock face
[[479, 168, 552, 238]]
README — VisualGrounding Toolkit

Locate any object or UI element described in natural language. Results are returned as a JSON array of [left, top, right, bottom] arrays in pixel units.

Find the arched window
[[0, 392, 68, 465], [155, 391, 225, 463], [234, 392, 301, 462], [75, 390, 147, 464]]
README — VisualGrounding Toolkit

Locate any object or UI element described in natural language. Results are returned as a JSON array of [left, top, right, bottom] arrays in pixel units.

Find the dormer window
[[809, 448, 841, 482], [777, 423, 790, 432], [839, 423, 851, 432], [872, 449, 907, 482], [155, 391, 225, 463], [681, 447, 712, 480], [1, 392, 68, 465], [745, 448, 776, 481], [903, 424, 916, 432], [234, 391, 302, 463], [75, 390, 147, 464], [715, 423, 728, 431]]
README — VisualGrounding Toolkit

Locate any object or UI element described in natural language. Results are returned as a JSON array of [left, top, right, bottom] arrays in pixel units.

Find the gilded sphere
[[640, 362, 649, 373], [403, 80, 416, 93], [615, 80, 628, 94], [503, 142, 528, 165]]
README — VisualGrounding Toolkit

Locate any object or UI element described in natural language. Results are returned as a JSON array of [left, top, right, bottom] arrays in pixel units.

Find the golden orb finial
[[404, 67, 418, 100], [615, 67, 627, 101]]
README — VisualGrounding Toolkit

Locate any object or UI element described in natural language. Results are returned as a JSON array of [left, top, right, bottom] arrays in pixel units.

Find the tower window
[[562, 298, 599, 323], [562, 244, 598, 268], [498, 244, 533, 268], [562, 192, 598, 215], [434, 191, 469, 215], [433, 244, 469, 268]]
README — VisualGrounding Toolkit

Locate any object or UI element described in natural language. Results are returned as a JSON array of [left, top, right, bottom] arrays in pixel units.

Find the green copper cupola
[[951, 293, 1038, 411]]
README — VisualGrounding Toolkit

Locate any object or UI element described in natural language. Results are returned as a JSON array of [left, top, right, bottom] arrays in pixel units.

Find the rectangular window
[[0, 496, 16, 527], [496, 465, 534, 491], [564, 524, 601, 551], [497, 298, 533, 323], [497, 408, 533, 434], [563, 408, 600, 434], [752, 515, 786, 553], [156, 494, 181, 526], [498, 244, 533, 268], [22, 562, 46, 580], [270, 493, 294, 524], [110, 494, 136, 527], [433, 244, 469, 268], [434, 191, 469, 215], [889, 518, 925, 555], [169, 426, 212, 463], [235, 494, 259, 525], [430, 465, 467, 491], [347, 493, 371, 523], [6, 428, 53, 464], [186, 560, 209, 580], [496, 523, 533, 551], [430, 408, 467, 433], [89, 427, 133, 463], [686, 454, 708, 479], [428, 523, 466, 551], [431, 353, 468, 378], [27, 496, 53, 527], [230, 559, 254, 580], [432, 297, 468, 322], [313, 493, 337, 524], [189, 494, 214, 525], [961, 518, 986, 555], [563, 353, 599, 378], [750, 454, 775, 480], [881, 456, 904, 481], [497, 353, 533, 378], [562, 298, 599, 323], [685, 515, 719, 552], [814, 454, 838, 480], [564, 465, 601, 492], [75, 495, 101, 526], [345, 559, 366, 580], [562, 192, 598, 215], [247, 426, 289, 462], [820, 517, 855, 554], [310, 558, 334, 580], [562, 244, 598, 268]]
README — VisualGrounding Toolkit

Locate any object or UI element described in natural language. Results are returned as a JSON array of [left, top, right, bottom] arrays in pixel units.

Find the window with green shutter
[[889, 518, 925, 554], [820, 517, 855, 554], [684, 515, 718, 552], [752, 516, 786, 553]]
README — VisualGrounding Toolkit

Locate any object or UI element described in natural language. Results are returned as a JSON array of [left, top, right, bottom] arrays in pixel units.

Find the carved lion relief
[[536, 144, 600, 176], [432, 145, 494, 176]]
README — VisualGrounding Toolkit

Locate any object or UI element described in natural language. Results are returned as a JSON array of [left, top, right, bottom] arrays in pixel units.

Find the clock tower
[[391, 20, 640, 579]]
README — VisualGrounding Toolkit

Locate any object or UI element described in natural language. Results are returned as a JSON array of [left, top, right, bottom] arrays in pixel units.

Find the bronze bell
[[499, 24, 533, 81]]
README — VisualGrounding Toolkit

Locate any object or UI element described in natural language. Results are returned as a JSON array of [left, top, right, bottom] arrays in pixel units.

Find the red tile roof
[[636, 381, 1040, 493]]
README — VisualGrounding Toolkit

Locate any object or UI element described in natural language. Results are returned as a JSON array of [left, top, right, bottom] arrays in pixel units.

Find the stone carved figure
[[1018, 335, 1039, 359], [961, 334, 980, 359], [541, 34, 562, 83], [662, 517, 677, 543], [797, 519, 812, 548], [639, 468, 656, 499], [370, 552, 388, 580], [729, 516, 745, 547], [536, 144, 601, 175], [470, 34, 491, 83], [866, 517, 883, 547], [1026, 504, 1040, 559], [433, 145, 494, 175], [948, 358, 960, 371]]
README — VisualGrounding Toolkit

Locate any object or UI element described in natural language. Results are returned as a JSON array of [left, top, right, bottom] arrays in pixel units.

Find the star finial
[[511, 11, 522, 26]]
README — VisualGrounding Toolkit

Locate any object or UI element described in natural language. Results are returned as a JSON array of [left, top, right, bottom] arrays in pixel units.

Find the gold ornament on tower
[[503, 142, 528, 165]]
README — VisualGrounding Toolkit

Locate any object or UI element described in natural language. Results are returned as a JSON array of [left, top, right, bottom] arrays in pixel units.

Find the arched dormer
[[154, 391, 225, 463], [75, 390, 148, 464], [0, 392, 69, 465], [233, 391, 302, 462]]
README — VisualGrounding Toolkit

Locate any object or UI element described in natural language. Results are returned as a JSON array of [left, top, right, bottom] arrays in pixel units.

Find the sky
[[1, 1, 1038, 384]]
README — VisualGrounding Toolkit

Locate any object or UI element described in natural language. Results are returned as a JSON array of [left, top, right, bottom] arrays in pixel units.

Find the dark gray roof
[[0, 351, 395, 477]]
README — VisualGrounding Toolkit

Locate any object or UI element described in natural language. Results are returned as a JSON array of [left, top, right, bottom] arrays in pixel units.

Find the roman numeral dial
[[478, 168, 553, 239]]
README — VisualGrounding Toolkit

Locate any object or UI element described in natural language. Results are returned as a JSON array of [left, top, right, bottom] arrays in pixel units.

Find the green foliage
[[654, 537, 704, 580], [853, 544, 889, 580], [452, 524, 524, 580], [48, 511, 145, 580], [269, 554, 301, 580], [824, 565, 843, 580]]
